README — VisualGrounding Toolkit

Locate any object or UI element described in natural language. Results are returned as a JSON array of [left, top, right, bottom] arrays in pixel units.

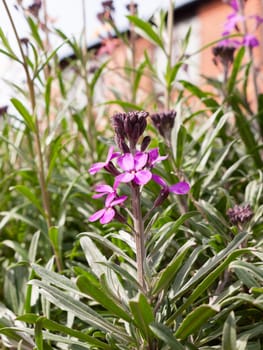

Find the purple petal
[[95, 184, 114, 193], [105, 146, 115, 163], [89, 209, 105, 222], [88, 162, 105, 174], [111, 195, 128, 206], [134, 170, 152, 185], [148, 148, 158, 162], [148, 148, 168, 167], [114, 172, 134, 186], [152, 174, 168, 188], [100, 208, 115, 224], [242, 34, 259, 48], [105, 192, 116, 207], [229, 0, 239, 11], [134, 152, 148, 171], [169, 182, 190, 195], [117, 153, 134, 171]]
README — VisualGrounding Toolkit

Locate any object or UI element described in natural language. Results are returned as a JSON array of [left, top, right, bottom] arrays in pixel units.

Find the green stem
[[131, 184, 147, 293]]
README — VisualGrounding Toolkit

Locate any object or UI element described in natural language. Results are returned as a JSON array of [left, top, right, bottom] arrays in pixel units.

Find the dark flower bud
[[150, 110, 176, 140], [104, 161, 120, 176], [227, 204, 253, 225], [153, 187, 170, 208], [20, 37, 29, 47], [212, 45, 236, 67], [112, 111, 149, 149], [102, 0, 115, 11], [0, 106, 8, 116], [141, 136, 151, 151], [126, 2, 138, 13], [28, 0, 41, 17], [97, 10, 113, 23]]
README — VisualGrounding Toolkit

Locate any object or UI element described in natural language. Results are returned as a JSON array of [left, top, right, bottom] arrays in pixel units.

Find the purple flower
[[114, 152, 152, 187], [92, 184, 115, 199], [89, 193, 127, 224], [229, 0, 239, 12], [250, 15, 263, 29], [224, 13, 244, 32], [89, 146, 119, 175], [242, 34, 259, 48], [152, 174, 190, 195], [147, 148, 168, 167], [169, 182, 190, 195]]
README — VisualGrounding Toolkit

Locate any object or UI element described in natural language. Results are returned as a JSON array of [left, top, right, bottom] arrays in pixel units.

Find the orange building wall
[[198, 0, 263, 94]]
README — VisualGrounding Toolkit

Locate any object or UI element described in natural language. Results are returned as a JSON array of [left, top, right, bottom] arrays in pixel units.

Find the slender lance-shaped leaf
[[10, 185, 45, 216], [29, 279, 132, 343], [176, 304, 219, 340], [227, 46, 245, 94], [150, 323, 184, 350], [127, 15, 165, 51], [152, 239, 195, 295], [35, 318, 43, 350], [11, 98, 36, 132], [77, 274, 132, 322], [168, 247, 251, 324], [129, 293, 155, 342], [18, 314, 112, 349], [222, 311, 237, 350]]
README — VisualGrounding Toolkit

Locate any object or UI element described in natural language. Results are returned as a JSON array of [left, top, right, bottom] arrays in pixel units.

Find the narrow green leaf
[[129, 293, 154, 341], [28, 231, 41, 263], [234, 107, 263, 168], [48, 226, 60, 253], [18, 314, 111, 349], [81, 232, 136, 267], [35, 318, 44, 350], [77, 275, 132, 322], [45, 77, 53, 116], [0, 27, 15, 54], [222, 311, 237, 350], [11, 98, 36, 131], [166, 61, 183, 86], [175, 125, 187, 169], [90, 60, 109, 98], [27, 16, 44, 49], [227, 47, 245, 94], [32, 264, 78, 294], [1, 240, 28, 260], [29, 280, 131, 343], [127, 15, 165, 51], [176, 304, 219, 340], [150, 322, 184, 350], [152, 239, 195, 295], [180, 80, 220, 110], [11, 185, 44, 215]]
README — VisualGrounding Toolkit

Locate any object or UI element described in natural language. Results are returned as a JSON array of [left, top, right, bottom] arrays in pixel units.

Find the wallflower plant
[[88, 111, 190, 291]]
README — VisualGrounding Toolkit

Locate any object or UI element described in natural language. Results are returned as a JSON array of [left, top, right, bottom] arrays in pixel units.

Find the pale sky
[[0, 0, 172, 58], [0, 0, 191, 104]]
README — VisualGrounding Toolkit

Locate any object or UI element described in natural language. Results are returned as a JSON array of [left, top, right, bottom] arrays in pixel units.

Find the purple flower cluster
[[219, 0, 263, 49], [88, 111, 190, 224]]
